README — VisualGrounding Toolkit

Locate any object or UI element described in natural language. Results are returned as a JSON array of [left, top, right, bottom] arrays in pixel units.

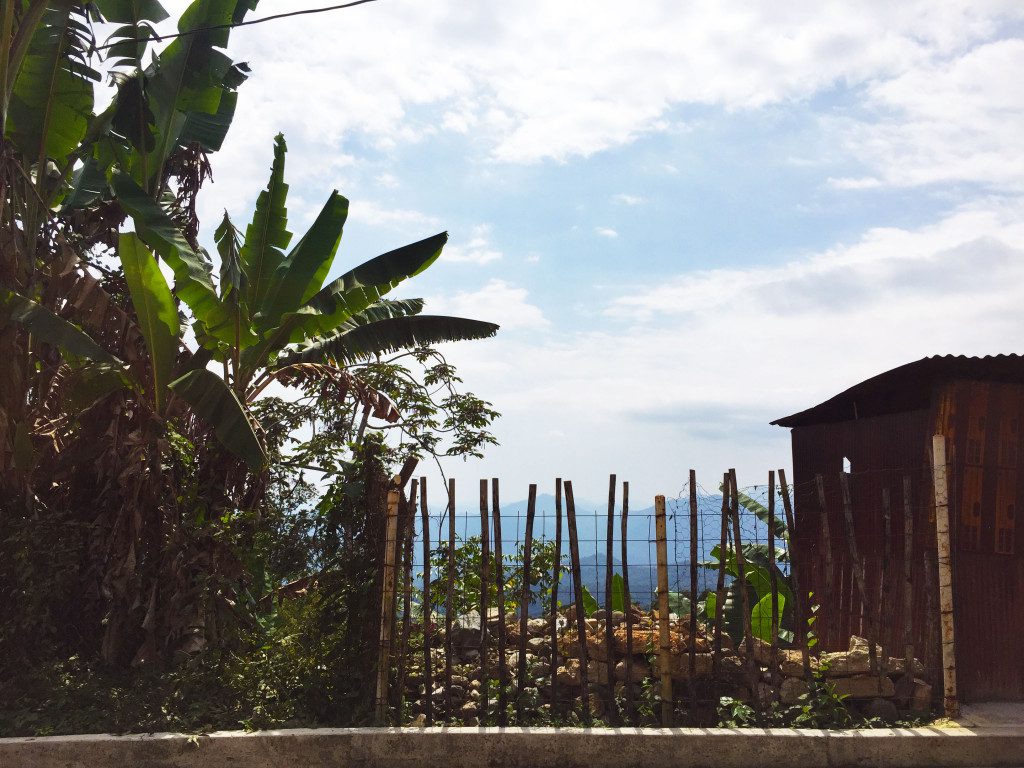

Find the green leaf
[[261, 190, 348, 330], [241, 133, 291, 311], [215, 210, 245, 300], [580, 584, 598, 618], [750, 592, 786, 644], [94, 0, 169, 25], [169, 367, 265, 471], [177, 88, 236, 151], [610, 572, 625, 613], [280, 315, 499, 367], [62, 155, 107, 209], [1, 289, 122, 368], [118, 232, 179, 412], [7, 5, 97, 165], [112, 171, 239, 342]]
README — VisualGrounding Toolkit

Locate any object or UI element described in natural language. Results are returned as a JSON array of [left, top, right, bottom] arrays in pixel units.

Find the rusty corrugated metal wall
[[935, 381, 1024, 702], [789, 410, 942, 690], [789, 379, 1024, 702]]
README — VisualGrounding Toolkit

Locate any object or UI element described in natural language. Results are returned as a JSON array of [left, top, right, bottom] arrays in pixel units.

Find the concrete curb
[[2, 726, 1023, 768]]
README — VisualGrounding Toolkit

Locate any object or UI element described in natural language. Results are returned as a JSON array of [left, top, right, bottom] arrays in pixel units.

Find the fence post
[[730, 469, 760, 718], [712, 473, 730, 692], [654, 494, 673, 727], [839, 471, 879, 688], [394, 479, 417, 716], [931, 434, 959, 718], [778, 468, 811, 680], [565, 480, 591, 725], [445, 478, 456, 719], [516, 484, 537, 723], [492, 478, 507, 726], [479, 479, 490, 724], [420, 477, 433, 725], [604, 474, 618, 723], [549, 478, 562, 720], [620, 480, 635, 724], [879, 487, 894, 668], [688, 470, 699, 718], [897, 474, 917, 705], [768, 470, 780, 691], [375, 478, 402, 724], [814, 474, 835, 647]]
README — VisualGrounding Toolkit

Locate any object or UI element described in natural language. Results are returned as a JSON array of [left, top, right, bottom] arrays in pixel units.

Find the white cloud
[[443, 224, 503, 264], [836, 38, 1024, 191], [347, 200, 440, 229], [524, 253, 541, 263], [614, 194, 644, 205], [428, 279, 548, 329], [595, 227, 619, 238]]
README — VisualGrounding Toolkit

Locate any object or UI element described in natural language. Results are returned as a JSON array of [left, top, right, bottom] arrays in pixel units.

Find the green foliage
[[426, 536, 567, 619]]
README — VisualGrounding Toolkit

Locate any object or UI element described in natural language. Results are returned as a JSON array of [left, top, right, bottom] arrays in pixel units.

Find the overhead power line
[[94, 0, 380, 51]]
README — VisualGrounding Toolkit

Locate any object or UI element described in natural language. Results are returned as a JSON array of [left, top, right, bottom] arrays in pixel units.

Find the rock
[[587, 660, 612, 685], [557, 658, 582, 686], [592, 610, 608, 621], [409, 713, 427, 727], [779, 649, 818, 678], [819, 649, 872, 677], [527, 617, 549, 635], [469, 689, 480, 701], [667, 652, 714, 680], [747, 637, 780, 666], [884, 656, 925, 677], [459, 701, 478, 718], [451, 675, 469, 688], [865, 697, 900, 723], [461, 649, 480, 663], [610, 610, 626, 625], [469, 679, 482, 691], [615, 657, 651, 683], [453, 611, 482, 648], [532, 661, 551, 678], [780, 677, 809, 705], [830, 675, 895, 699], [584, 618, 599, 634], [528, 636, 549, 653], [908, 678, 933, 711]]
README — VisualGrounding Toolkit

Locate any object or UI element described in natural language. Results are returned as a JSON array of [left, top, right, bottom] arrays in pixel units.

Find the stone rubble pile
[[401, 607, 932, 725]]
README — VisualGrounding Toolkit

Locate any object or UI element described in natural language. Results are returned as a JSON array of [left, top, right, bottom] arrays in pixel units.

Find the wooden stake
[[516, 484, 537, 723], [604, 473, 618, 723], [839, 471, 879, 684], [814, 474, 835, 647], [492, 478, 507, 726], [621, 480, 635, 724], [879, 486, 894, 667], [901, 475, 916, 692], [549, 478, 562, 719], [445, 477, 456, 718], [768, 470, 780, 689], [730, 469, 760, 717], [479, 479, 490, 724], [565, 481, 591, 725], [395, 480, 417, 715], [654, 494, 673, 727], [931, 434, 959, 718], [778, 469, 811, 680], [420, 477, 433, 725], [711, 473, 730, 689], [375, 480, 401, 724], [688, 470, 699, 717]]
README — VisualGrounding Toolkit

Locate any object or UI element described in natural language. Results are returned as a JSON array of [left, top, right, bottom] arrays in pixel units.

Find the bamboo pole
[[778, 469, 811, 680], [479, 479, 490, 724], [901, 474, 916, 690], [395, 480, 417, 715], [445, 477, 456, 717], [931, 434, 959, 718], [730, 469, 760, 716], [420, 477, 433, 725], [516, 484, 537, 723], [565, 481, 591, 725], [814, 474, 835, 647], [839, 471, 879, 684], [549, 478, 562, 719], [711, 473, 729, 690], [620, 480, 635, 724], [768, 470, 780, 689], [879, 486, 894, 664], [375, 481, 402, 724], [604, 473, 618, 723], [654, 494, 673, 727], [492, 478, 507, 726], [688, 470, 699, 718]]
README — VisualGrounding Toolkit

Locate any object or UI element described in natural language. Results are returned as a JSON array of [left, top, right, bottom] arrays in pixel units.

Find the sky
[[157, 0, 1024, 507]]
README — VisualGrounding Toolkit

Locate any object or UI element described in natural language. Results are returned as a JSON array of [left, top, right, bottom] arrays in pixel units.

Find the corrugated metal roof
[[771, 354, 1024, 427]]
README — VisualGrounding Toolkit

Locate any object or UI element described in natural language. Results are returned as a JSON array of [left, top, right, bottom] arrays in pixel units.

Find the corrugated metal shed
[[774, 355, 1024, 702]]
